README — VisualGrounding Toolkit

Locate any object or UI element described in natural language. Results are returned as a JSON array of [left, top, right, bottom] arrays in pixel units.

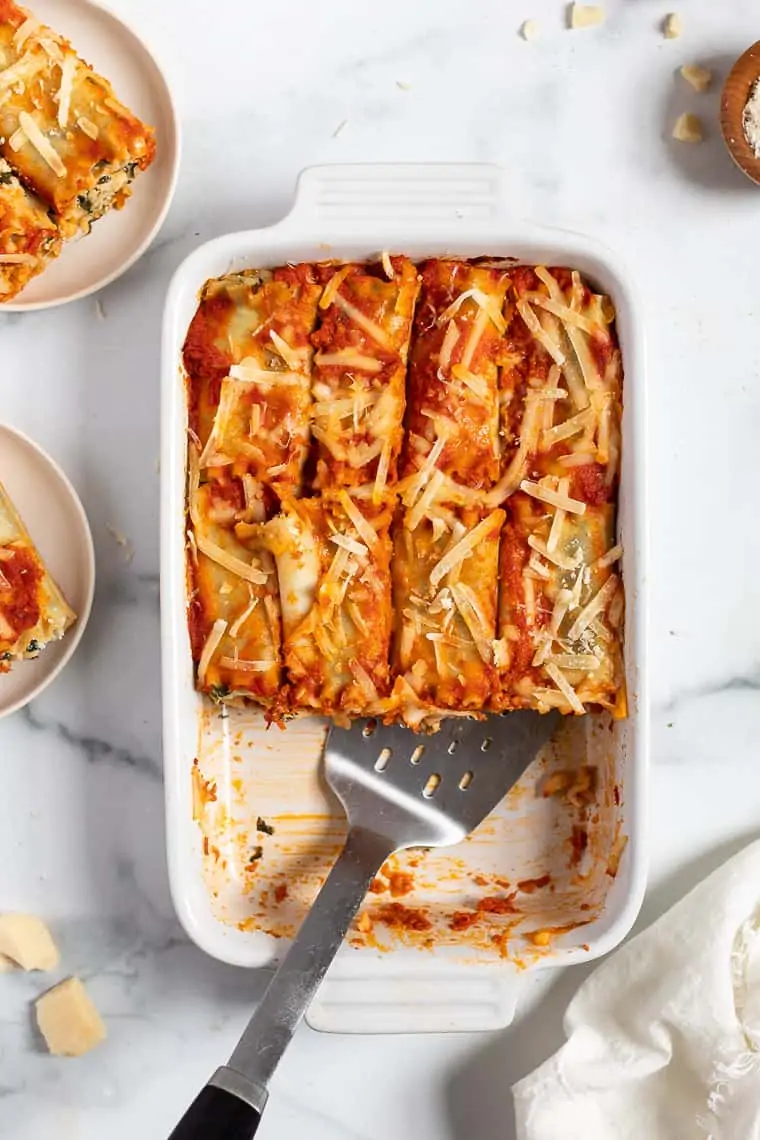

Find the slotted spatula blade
[[168, 709, 560, 1140]]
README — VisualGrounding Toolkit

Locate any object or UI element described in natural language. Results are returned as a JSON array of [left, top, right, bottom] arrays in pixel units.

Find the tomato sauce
[[570, 462, 611, 504], [0, 546, 41, 639]]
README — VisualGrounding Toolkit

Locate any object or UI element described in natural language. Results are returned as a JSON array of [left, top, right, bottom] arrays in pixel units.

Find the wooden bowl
[[721, 41, 760, 185]]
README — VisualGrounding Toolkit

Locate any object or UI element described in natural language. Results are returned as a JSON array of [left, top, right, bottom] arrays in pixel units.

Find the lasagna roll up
[[391, 507, 504, 729], [401, 260, 509, 492], [494, 265, 625, 715], [183, 265, 323, 503], [0, 157, 61, 300], [310, 256, 420, 498], [0, 1, 155, 238], [495, 486, 623, 715], [187, 455, 282, 705], [263, 493, 393, 720], [0, 479, 75, 670]]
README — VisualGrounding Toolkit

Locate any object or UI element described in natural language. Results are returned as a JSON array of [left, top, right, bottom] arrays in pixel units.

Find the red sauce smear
[[517, 874, 551, 894], [477, 893, 519, 915], [374, 902, 432, 933], [570, 825, 589, 866]]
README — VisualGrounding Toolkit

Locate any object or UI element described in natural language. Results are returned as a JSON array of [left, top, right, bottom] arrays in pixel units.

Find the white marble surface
[[3, 0, 760, 1135]]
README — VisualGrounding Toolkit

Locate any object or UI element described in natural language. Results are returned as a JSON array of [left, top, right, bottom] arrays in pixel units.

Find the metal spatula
[[168, 709, 559, 1140]]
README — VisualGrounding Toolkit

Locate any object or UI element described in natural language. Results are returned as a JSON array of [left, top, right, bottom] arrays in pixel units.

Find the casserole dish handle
[[285, 163, 508, 229], [306, 966, 524, 1033]]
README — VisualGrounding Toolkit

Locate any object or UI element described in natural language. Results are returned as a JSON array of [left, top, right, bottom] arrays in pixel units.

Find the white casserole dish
[[160, 163, 648, 1033]]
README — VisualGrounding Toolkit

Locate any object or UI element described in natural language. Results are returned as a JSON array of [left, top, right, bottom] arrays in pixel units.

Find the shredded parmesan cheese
[[548, 653, 600, 671], [566, 574, 619, 642], [218, 657, 274, 673], [0, 252, 36, 264], [329, 533, 368, 558], [315, 350, 383, 373], [381, 251, 394, 280], [198, 620, 227, 683], [528, 535, 581, 572], [349, 659, 380, 702], [438, 289, 507, 335], [77, 116, 99, 139], [18, 112, 66, 178], [269, 329, 307, 370], [373, 438, 392, 503], [547, 478, 569, 554], [334, 293, 393, 349], [338, 491, 379, 549], [13, 16, 40, 48], [438, 320, 460, 371], [594, 543, 623, 570], [542, 408, 594, 448], [520, 479, 586, 515], [406, 469, 446, 532], [56, 54, 76, 129], [544, 663, 585, 713], [229, 592, 259, 638], [319, 265, 353, 310], [196, 533, 268, 586], [8, 127, 26, 152], [430, 511, 501, 588], [518, 300, 565, 365]]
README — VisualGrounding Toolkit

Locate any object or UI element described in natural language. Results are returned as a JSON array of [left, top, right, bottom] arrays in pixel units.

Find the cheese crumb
[[520, 19, 540, 40], [672, 112, 703, 143], [529, 930, 552, 946], [680, 63, 711, 93], [0, 913, 59, 971], [569, 4, 605, 29], [36, 977, 107, 1057], [663, 13, 682, 38]]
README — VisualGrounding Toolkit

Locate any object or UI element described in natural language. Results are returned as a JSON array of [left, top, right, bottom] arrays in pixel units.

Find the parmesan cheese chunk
[[36, 977, 107, 1058], [569, 4, 605, 30], [672, 112, 703, 143], [663, 12, 682, 38], [680, 64, 711, 93], [520, 19, 540, 40], [0, 913, 59, 971]]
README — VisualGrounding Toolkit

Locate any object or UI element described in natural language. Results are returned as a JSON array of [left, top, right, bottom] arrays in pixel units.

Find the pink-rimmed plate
[[0, 424, 95, 717], [2, 0, 180, 311]]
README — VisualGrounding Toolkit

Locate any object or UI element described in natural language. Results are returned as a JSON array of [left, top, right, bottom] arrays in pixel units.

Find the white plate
[[0, 424, 95, 717], [161, 164, 649, 1032], [2, 0, 181, 311]]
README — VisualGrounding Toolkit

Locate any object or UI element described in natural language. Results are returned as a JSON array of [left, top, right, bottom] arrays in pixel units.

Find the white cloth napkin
[[513, 840, 760, 1140]]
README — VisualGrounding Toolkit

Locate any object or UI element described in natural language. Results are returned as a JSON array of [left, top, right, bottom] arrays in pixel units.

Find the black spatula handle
[[167, 1084, 261, 1140]]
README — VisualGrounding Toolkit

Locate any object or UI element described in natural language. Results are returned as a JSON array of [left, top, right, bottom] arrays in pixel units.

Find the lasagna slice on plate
[[0, 480, 76, 671], [0, 1, 155, 238]]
